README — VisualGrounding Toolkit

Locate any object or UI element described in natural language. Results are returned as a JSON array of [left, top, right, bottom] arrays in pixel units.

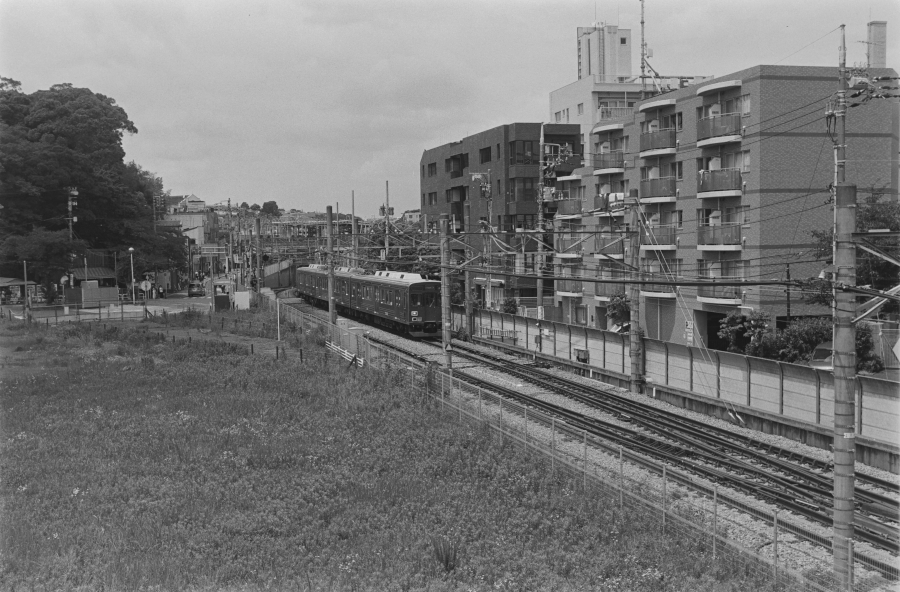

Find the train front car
[[407, 280, 441, 337]]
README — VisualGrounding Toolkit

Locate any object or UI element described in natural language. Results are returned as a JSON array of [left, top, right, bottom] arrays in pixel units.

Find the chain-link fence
[[272, 295, 897, 592]]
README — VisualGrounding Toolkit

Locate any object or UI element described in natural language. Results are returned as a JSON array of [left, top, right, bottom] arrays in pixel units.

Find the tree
[[804, 187, 900, 309], [0, 229, 87, 303], [500, 297, 519, 314], [718, 310, 772, 353], [239, 202, 250, 210], [261, 200, 280, 216], [250, 204, 261, 212], [606, 293, 630, 325]]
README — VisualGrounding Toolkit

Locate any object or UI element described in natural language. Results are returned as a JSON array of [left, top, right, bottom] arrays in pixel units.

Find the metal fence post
[[662, 465, 667, 533], [619, 446, 623, 508], [551, 418, 556, 474], [583, 430, 587, 489], [499, 399, 503, 442], [524, 408, 528, 447], [712, 485, 718, 562], [772, 510, 778, 584], [478, 388, 482, 420]]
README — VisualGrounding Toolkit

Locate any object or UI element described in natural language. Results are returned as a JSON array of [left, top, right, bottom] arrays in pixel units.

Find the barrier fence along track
[[274, 296, 896, 592]]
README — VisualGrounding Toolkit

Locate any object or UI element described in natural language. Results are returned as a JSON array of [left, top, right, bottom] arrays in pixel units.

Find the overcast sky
[[1, 0, 897, 217]]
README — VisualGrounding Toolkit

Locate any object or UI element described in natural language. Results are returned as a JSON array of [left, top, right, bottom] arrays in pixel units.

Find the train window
[[410, 293, 421, 306]]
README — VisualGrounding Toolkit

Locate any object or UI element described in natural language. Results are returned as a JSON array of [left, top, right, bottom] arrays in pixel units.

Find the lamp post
[[128, 247, 136, 303]]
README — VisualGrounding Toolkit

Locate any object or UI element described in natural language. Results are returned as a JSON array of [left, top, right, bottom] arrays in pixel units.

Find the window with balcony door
[[662, 112, 683, 131], [670, 161, 683, 180], [723, 150, 751, 173], [513, 178, 536, 202], [724, 205, 748, 225], [509, 140, 537, 165]]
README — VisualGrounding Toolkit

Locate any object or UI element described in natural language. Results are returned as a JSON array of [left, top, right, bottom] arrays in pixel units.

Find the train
[[295, 265, 442, 337]]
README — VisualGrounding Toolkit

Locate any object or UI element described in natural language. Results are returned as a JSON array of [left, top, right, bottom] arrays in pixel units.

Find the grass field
[[0, 318, 779, 591]]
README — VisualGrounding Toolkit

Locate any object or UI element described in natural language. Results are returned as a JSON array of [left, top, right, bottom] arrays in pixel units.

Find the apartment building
[[420, 123, 581, 307], [550, 64, 899, 348]]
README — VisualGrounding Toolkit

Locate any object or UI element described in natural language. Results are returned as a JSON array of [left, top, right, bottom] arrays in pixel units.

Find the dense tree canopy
[[0, 78, 185, 280], [261, 200, 280, 216]]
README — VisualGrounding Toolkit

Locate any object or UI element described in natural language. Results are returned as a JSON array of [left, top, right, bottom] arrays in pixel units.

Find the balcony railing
[[697, 113, 742, 141], [556, 199, 583, 216], [585, 193, 626, 212], [639, 129, 676, 152], [698, 168, 742, 193], [697, 283, 742, 300], [698, 223, 742, 245], [594, 277, 625, 298], [556, 279, 583, 294], [449, 169, 463, 179], [594, 233, 625, 256], [642, 225, 676, 245], [640, 177, 677, 199], [599, 106, 632, 120], [557, 236, 586, 255], [640, 281, 676, 295], [595, 151, 625, 170]]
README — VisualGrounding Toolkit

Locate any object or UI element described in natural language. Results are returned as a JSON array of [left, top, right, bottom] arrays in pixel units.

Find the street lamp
[[128, 247, 136, 303]]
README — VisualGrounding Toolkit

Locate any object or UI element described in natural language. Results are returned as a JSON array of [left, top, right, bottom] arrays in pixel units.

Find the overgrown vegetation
[[717, 311, 884, 373], [2, 319, 783, 590]]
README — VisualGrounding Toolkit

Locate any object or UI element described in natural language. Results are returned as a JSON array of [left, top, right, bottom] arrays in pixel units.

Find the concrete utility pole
[[640, 0, 646, 100], [440, 214, 453, 371], [351, 190, 359, 267], [326, 205, 337, 324], [227, 198, 233, 276], [627, 190, 644, 394], [832, 24, 857, 586], [67, 188, 78, 242], [384, 180, 391, 269], [255, 216, 262, 292], [536, 124, 545, 317], [22, 260, 30, 323]]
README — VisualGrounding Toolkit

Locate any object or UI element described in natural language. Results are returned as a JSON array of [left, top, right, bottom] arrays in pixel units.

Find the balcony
[[585, 193, 626, 216], [594, 151, 625, 175], [698, 168, 743, 198], [639, 129, 677, 157], [641, 225, 677, 250], [697, 282, 742, 305], [556, 236, 585, 258], [697, 113, 743, 147], [594, 276, 626, 300], [556, 278, 583, 297], [593, 233, 625, 258], [639, 177, 677, 203], [697, 223, 742, 251], [640, 278, 677, 298], [555, 197, 583, 216], [599, 106, 632, 120]]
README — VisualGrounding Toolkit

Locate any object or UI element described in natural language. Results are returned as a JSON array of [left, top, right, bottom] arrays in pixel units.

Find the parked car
[[187, 282, 206, 297], [808, 341, 833, 371]]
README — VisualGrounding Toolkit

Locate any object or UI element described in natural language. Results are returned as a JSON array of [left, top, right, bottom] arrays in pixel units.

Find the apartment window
[[513, 178, 536, 202], [555, 111, 562, 123], [496, 143, 501, 160], [662, 210, 683, 227], [577, 103, 584, 115], [509, 140, 537, 165], [661, 112, 682, 131], [428, 192, 437, 205], [427, 162, 437, 177], [478, 146, 491, 164], [741, 94, 751, 115], [724, 205, 749, 225], [672, 161, 683, 180], [620, 37, 627, 45], [565, 108, 570, 122]]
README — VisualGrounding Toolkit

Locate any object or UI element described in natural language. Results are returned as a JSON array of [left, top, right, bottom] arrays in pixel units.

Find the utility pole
[[536, 124, 545, 317], [384, 180, 391, 269], [628, 190, 644, 394], [832, 23, 856, 587], [22, 260, 30, 323], [255, 216, 262, 292], [326, 205, 337, 324], [351, 190, 359, 267], [440, 214, 453, 371], [67, 188, 78, 242], [227, 199, 233, 277], [640, 0, 646, 100], [784, 263, 792, 324]]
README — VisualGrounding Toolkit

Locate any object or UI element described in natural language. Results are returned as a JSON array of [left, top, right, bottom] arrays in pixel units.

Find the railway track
[[364, 334, 899, 580]]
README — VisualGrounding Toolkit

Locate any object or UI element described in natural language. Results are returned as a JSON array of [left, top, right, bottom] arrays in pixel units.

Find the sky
[[1, 0, 897, 218]]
